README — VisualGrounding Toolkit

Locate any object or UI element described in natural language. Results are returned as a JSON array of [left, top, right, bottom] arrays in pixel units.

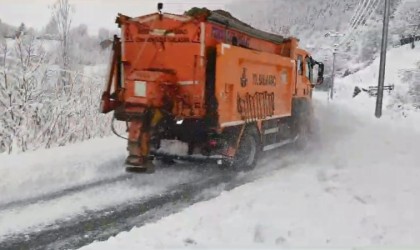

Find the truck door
[[295, 54, 304, 96]]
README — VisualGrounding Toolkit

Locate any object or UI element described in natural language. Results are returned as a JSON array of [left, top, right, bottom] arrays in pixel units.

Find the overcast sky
[[0, 0, 232, 34]]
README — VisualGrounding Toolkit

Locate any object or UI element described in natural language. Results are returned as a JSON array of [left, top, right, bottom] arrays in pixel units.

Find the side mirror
[[309, 57, 324, 85], [315, 62, 324, 85]]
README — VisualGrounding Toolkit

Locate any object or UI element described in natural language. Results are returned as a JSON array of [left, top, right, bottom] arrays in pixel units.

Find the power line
[[339, 0, 380, 46], [351, 0, 375, 30], [349, 0, 368, 28], [323, 0, 365, 44], [351, 0, 380, 35], [339, 0, 376, 45], [340, 0, 368, 40], [325, 0, 377, 100]]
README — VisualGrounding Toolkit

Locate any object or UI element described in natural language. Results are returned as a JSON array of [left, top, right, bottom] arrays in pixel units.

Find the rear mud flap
[[125, 166, 155, 174], [125, 155, 155, 173]]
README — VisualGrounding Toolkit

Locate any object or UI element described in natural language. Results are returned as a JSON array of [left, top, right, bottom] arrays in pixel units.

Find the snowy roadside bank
[[0, 136, 126, 206], [334, 44, 420, 131], [79, 94, 420, 249]]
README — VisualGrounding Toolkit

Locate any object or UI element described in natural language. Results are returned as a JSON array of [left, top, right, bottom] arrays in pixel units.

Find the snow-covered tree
[[0, 32, 117, 154], [16, 23, 26, 38], [390, 0, 420, 45], [0, 2, 120, 154], [0, 34, 49, 152], [51, 0, 74, 86], [0, 20, 18, 39], [227, 0, 408, 77], [42, 16, 59, 39]]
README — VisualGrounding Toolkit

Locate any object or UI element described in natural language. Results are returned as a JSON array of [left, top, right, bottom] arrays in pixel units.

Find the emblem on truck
[[252, 73, 276, 86], [240, 68, 248, 87]]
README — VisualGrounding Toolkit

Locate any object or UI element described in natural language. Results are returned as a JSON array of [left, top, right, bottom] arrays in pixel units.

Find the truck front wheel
[[231, 128, 261, 170]]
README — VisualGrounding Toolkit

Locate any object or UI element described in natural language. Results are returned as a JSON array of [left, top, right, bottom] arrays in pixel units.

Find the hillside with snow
[[227, 0, 420, 80], [335, 42, 420, 121]]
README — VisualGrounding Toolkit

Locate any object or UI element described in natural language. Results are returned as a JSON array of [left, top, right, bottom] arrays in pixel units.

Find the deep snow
[[335, 41, 420, 125], [79, 45, 420, 249]]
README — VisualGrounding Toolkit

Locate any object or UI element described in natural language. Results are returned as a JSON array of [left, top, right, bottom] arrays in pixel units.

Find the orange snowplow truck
[[100, 6, 324, 172]]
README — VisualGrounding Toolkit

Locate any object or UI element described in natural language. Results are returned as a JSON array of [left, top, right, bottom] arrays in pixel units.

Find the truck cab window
[[297, 55, 303, 75], [305, 57, 312, 82], [232, 36, 238, 46]]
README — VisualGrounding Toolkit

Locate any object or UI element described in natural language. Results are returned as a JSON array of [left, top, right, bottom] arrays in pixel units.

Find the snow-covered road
[[0, 133, 297, 249], [1, 88, 420, 249], [0, 136, 219, 245], [79, 93, 420, 249], [0, 144, 228, 248]]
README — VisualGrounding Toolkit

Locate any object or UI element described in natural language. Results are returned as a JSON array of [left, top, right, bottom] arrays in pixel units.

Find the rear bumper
[[114, 105, 145, 121]]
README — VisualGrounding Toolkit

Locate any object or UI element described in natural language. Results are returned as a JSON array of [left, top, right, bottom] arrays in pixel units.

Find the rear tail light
[[208, 139, 217, 147]]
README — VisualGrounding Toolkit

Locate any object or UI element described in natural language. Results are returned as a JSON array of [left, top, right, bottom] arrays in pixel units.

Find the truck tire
[[231, 127, 261, 171], [294, 115, 310, 149]]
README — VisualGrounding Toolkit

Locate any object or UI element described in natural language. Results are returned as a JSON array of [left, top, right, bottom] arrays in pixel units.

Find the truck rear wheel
[[294, 117, 310, 149], [230, 128, 261, 170], [292, 99, 313, 149]]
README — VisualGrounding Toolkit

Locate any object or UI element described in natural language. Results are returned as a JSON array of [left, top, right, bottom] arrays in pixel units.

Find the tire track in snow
[[0, 135, 299, 250], [0, 159, 212, 212], [0, 168, 233, 250], [0, 174, 131, 211]]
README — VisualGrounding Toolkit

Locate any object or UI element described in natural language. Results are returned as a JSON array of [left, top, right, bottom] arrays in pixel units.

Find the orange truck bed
[[215, 43, 294, 127]]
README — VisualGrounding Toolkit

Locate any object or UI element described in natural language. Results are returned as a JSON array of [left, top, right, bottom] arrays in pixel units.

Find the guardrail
[[400, 35, 420, 47], [353, 85, 395, 98]]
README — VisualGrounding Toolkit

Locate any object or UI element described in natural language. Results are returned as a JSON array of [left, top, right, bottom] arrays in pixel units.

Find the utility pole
[[324, 31, 344, 100], [330, 49, 337, 100], [375, 0, 391, 118]]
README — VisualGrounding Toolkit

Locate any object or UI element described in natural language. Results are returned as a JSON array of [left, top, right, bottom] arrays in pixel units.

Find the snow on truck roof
[[208, 10, 285, 44], [125, 9, 286, 45]]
